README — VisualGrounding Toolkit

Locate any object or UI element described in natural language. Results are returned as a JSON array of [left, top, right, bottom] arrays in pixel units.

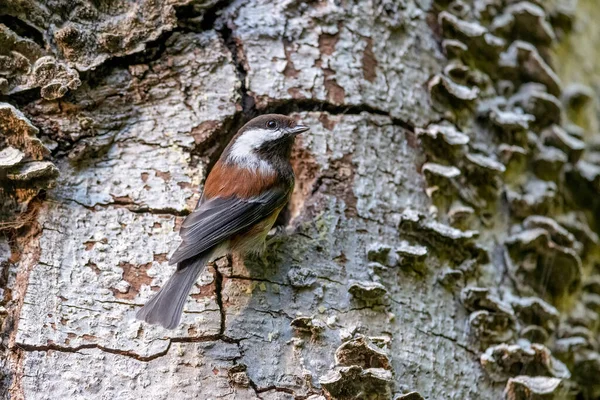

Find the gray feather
[[169, 187, 289, 265], [135, 252, 212, 329]]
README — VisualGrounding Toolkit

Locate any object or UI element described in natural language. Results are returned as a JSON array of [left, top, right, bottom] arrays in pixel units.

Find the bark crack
[[416, 327, 477, 356], [212, 263, 226, 335], [15, 334, 243, 363]]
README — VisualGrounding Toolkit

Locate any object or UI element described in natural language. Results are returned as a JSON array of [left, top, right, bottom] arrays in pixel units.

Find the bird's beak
[[288, 125, 310, 135]]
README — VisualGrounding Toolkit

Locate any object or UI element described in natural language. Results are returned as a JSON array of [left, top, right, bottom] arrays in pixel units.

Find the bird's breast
[[229, 207, 284, 254]]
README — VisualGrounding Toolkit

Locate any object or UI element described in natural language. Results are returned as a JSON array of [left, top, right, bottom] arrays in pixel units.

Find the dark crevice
[[61, 197, 191, 217], [217, 18, 255, 116], [0, 15, 45, 48], [197, 0, 236, 32], [14, 342, 170, 362], [212, 262, 226, 335], [260, 98, 416, 132], [78, 29, 177, 89], [15, 334, 242, 362], [171, 334, 241, 344], [245, 375, 302, 399]]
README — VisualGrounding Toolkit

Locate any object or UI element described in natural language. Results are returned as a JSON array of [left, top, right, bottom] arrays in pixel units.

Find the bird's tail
[[136, 252, 212, 330]]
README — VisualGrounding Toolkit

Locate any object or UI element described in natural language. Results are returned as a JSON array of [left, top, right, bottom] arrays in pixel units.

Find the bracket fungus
[[504, 376, 564, 400], [335, 335, 391, 370], [481, 343, 570, 383], [500, 42, 561, 97], [506, 179, 557, 218], [429, 74, 480, 106], [1, 103, 58, 228], [505, 225, 582, 298], [348, 281, 388, 303], [508, 84, 563, 129], [416, 122, 469, 163], [290, 316, 326, 336], [366, 243, 394, 265], [320, 366, 392, 400], [540, 125, 585, 163], [508, 295, 560, 333], [461, 286, 513, 313], [395, 241, 428, 272], [491, 2, 556, 45], [395, 392, 425, 400], [0, 25, 80, 99]]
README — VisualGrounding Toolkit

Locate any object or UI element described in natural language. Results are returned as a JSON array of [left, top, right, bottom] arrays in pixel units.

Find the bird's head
[[225, 114, 309, 172]]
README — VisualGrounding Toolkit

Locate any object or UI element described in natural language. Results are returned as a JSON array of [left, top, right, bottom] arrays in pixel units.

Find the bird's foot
[[266, 225, 287, 246]]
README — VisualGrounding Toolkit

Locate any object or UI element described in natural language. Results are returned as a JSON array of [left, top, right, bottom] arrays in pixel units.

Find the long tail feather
[[136, 252, 211, 329]]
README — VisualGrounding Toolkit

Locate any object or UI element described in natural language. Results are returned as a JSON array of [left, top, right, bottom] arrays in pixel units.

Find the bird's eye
[[266, 120, 278, 129]]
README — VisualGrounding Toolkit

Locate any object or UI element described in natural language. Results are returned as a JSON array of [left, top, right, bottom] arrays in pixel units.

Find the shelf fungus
[[532, 146, 568, 181], [321, 336, 392, 399], [469, 310, 515, 344], [519, 325, 549, 344], [422, 162, 461, 197], [320, 365, 392, 400], [553, 337, 588, 361], [7, 161, 59, 182], [0, 25, 80, 99], [561, 83, 595, 112], [506, 179, 557, 218], [448, 202, 475, 228], [395, 392, 425, 400], [438, 268, 464, 291], [1, 102, 58, 229], [416, 122, 469, 161], [508, 295, 560, 333], [464, 152, 506, 177], [489, 106, 535, 133], [429, 74, 480, 106], [573, 350, 600, 387], [290, 316, 326, 336], [522, 216, 577, 250], [348, 280, 387, 303], [0, 147, 24, 168], [461, 287, 515, 316], [583, 276, 600, 296], [481, 343, 570, 383], [508, 84, 563, 129], [491, 2, 556, 45], [500, 43, 562, 97], [504, 376, 564, 400], [541, 125, 585, 163], [438, 11, 505, 60], [505, 226, 582, 297], [442, 39, 468, 59], [366, 243, 394, 265], [568, 161, 600, 200], [399, 209, 483, 262], [499, 144, 528, 175], [335, 335, 391, 370], [395, 241, 428, 272]]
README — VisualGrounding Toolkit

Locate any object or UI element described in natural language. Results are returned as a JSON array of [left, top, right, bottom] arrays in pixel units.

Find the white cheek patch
[[227, 128, 285, 173]]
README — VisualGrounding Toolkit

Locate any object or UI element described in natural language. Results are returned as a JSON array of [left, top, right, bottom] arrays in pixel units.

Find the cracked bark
[[1, 0, 600, 400]]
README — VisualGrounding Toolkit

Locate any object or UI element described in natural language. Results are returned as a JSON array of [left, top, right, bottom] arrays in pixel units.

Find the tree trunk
[[1, 0, 599, 399]]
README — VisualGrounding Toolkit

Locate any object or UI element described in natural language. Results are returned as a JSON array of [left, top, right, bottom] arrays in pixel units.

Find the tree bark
[[1, 0, 599, 399]]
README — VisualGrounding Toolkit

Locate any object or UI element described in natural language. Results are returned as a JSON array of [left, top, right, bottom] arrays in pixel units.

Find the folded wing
[[169, 186, 289, 266]]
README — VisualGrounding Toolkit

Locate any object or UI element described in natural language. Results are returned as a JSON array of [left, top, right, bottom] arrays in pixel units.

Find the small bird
[[136, 114, 309, 329]]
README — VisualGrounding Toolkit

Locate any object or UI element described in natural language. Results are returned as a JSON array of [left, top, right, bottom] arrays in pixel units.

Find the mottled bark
[[1, 0, 599, 399]]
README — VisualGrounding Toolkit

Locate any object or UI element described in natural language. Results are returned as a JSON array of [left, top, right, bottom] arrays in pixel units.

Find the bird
[[136, 114, 309, 329]]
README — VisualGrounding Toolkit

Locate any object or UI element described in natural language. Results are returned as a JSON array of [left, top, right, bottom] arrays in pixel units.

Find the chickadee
[[136, 114, 309, 329]]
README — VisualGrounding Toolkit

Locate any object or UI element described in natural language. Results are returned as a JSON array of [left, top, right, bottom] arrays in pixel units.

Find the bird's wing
[[169, 186, 289, 266]]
